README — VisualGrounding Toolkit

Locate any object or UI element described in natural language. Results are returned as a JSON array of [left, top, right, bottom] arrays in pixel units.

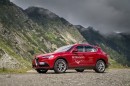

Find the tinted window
[[85, 46, 97, 52], [76, 46, 84, 52]]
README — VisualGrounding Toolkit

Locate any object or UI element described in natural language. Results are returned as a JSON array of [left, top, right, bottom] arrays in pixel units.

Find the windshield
[[54, 45, 73, 53]]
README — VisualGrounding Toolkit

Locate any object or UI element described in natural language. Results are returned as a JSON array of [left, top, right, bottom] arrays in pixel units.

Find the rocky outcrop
[[0, 49, 21, 69]]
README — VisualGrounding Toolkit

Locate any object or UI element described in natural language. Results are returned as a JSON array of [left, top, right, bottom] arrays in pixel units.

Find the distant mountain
[[107, 33, 130, 64], [0, 0, 129, 72], [76, 26, 130, 66]]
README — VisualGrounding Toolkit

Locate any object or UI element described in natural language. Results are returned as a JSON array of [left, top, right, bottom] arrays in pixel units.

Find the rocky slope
[[0, 0, 85, 70]]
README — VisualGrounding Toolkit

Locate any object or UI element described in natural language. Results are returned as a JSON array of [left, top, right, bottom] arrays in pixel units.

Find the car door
[[83, 46, 98, 66], [71, 45, 86, 67]]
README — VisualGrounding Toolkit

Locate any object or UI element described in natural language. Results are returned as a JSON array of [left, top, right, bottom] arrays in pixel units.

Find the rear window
[[85, 46, 97, 52], [76, 46, 84, 52]]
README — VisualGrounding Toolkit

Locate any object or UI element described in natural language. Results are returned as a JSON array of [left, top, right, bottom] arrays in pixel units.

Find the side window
[[85, 46, 97, 52], [76, 46, 84, 52]]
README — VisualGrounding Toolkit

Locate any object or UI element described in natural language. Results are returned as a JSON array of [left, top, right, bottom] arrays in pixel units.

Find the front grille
[[39, 63, 49, 67], [35, 58, 39, 66], [34, 58, 50, 67]]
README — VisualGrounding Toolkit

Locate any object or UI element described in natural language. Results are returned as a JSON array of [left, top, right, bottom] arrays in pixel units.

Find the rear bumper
[[106, 63, 110, 68]]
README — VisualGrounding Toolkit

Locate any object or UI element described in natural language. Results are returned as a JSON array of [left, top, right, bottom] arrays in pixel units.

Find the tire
[[54, 59, 67, 73], [36, 69, 48, 73], [94, 60, 106, 73], [75, 69, 84, 72]]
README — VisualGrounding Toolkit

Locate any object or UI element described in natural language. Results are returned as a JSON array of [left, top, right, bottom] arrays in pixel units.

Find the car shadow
[[40, 70, 108, 74]]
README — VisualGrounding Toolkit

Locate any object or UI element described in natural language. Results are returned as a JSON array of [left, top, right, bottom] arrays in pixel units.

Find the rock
[[0, 49, 5, 58], [0, 52, 21, 69], [6, 74, 11, 78]]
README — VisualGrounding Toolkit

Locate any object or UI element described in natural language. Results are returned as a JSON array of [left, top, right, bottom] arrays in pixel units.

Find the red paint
[[32, 44, 109, 70]]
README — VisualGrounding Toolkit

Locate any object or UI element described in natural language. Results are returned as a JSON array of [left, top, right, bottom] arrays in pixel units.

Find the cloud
[[10, 0, 130, 33]]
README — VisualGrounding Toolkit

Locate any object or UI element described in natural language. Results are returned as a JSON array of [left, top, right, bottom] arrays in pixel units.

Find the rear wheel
[[94, 60, 106, 73], [54, 59, 67, 73], [75, 69, 84, 72], [36, 69, 48, 73]]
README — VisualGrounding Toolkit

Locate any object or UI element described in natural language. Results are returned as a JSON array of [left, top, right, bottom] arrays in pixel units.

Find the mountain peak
[[25, 7, 58, 19], [75, 25, 85, 29]]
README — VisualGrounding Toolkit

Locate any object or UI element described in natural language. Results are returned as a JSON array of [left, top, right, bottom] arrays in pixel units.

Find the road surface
[[0, 69, 130, 86]]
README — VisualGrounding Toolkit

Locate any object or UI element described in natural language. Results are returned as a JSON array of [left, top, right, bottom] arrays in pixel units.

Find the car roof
[[73, 43, 99, 48], [73, 43, 91, 46]]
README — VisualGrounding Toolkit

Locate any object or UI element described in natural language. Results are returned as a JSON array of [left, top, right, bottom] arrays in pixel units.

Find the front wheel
[[75, 69, 84, 72], [94, 60, 106, 73], [36, 69, 48, 73], [54, 59, 67, 73]]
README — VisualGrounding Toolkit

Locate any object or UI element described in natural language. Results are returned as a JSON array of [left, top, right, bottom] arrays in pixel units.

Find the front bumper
[[32, 58, 53, 69]]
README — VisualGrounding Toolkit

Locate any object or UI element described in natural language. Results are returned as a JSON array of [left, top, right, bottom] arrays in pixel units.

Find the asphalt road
[[0, 69, 130, 86]]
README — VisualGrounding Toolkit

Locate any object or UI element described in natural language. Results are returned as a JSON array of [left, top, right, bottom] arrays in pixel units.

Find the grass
[[108, 58, 125, 69], [0, 68, 31, 74]]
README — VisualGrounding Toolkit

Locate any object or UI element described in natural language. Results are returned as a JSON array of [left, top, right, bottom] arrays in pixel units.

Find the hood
[[36, 53, 54, 58], [35, 52, 66, 58]]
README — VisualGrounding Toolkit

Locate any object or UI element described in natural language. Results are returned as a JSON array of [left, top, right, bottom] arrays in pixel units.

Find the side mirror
[[72, 49, 78, 53]]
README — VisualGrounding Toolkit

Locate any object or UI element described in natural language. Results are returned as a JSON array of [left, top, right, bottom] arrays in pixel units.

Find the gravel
[[0, 69, 130, 86]]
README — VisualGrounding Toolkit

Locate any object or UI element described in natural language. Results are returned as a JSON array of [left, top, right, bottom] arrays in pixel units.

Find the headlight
[[43, 55, 54, 59]]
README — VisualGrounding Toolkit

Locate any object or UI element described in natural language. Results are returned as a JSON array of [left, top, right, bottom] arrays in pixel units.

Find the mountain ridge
[[76, 26, 130, 66]]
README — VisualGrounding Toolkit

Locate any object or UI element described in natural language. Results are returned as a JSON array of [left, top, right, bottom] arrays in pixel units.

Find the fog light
[[39, 62, 45, 65]]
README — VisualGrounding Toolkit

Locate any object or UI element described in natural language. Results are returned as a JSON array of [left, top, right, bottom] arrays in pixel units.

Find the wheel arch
[[54, 57, 68, 68], [96, 58, 106, 66]]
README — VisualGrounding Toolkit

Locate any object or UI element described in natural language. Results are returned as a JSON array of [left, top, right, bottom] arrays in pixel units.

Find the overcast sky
[[10, 0, 130, 33]]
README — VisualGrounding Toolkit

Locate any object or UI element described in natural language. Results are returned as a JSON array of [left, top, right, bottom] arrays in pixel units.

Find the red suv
[[32, 44, 109, 73]]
